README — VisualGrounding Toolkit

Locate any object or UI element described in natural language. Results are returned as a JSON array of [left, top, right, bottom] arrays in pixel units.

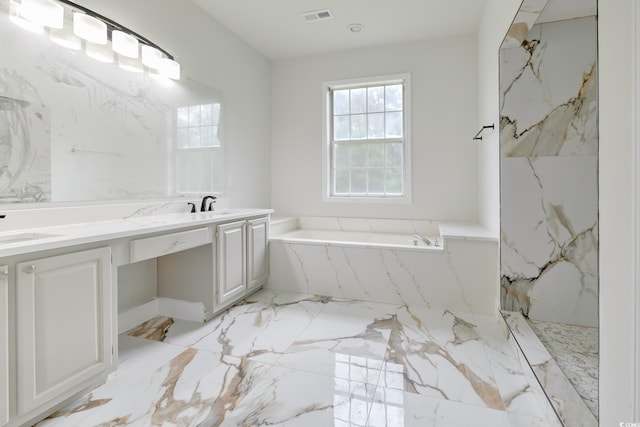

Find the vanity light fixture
[[85, 40, 113, 63], [112, 30, 138, 58], [141, 45, 162, 69], [73, 12, 107, 44], [9, 0, 44, 33], [159, 57, 180, 80], [118, 56, 143, 73], [20, 0, 63, 28], [49, 30, 81, 49], [49, 7, 81, 50], [9, 0, 181, 80]]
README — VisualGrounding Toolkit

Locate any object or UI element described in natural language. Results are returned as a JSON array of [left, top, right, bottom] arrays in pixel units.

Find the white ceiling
[[191, 0, 489, 60]]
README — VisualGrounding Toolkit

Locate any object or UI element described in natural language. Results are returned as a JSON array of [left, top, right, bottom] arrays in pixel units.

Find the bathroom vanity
[[0, 209, 271, 427]]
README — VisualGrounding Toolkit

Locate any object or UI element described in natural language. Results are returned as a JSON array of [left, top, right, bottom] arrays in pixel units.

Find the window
[[324, 75, 411, 201], [175, 103, 224, 194]]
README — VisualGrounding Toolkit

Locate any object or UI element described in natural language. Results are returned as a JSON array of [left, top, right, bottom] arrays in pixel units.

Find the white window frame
[[322, 73, 412, 203], [174, 102, 224, 196]]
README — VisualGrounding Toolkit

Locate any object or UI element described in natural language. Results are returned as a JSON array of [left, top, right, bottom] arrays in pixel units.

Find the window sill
[[323, 195, 412, 204]]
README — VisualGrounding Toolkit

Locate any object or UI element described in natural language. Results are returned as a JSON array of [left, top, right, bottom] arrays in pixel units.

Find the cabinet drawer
[[130, 227, 212, 263]]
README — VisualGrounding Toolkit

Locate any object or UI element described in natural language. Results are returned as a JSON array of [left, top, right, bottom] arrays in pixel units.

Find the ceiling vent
[[302, 9, 334, 22]]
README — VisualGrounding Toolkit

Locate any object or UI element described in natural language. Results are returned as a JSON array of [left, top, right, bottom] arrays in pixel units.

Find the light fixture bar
[[56, 0, 175, 60], [10, 0, 180, 80]]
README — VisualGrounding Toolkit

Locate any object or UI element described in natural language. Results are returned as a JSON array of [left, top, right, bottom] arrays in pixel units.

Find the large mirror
[[0, 0, 224, 204], [499, 0, 598, 425]]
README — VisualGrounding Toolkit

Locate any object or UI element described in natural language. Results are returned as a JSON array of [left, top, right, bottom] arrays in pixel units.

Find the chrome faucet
[[413, 233, 433, 246], [200, 195, 217, 212]]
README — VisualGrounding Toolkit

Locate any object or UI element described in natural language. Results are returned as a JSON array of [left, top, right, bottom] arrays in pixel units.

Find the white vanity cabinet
[[216, 220, 247, 306], [15, 247, 112, 418], [0, 266, 8, 426], [246, 216, 269, 291], [158, 215, 270, 318], [216, 216, 269, 307]]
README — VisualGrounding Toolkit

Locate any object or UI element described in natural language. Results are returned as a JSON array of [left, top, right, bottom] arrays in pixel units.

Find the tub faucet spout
[[414, 233, 433, 246]]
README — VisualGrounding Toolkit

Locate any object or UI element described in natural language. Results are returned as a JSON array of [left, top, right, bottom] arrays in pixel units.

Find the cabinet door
[[16, 247, 111, 415], [247, 217, 269, 290], [0, 266, 8, 426], [217, 221, 246, 305]]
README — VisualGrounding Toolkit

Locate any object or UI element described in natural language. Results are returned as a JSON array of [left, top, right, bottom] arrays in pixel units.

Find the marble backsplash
[[499, 16, 598, 327]]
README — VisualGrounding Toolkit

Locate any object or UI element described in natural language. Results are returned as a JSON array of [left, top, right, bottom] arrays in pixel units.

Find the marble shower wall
[[499, 16, 598, 327], [0, 0, 222, 203]]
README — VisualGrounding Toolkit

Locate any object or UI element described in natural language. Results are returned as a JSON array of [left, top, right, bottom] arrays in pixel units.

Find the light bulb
[[159, 58, 180, 80], [9, 0, 44, 33], [141, 45, 162, 69], [20, 0, 64, 28], [112, 30, 139, 58], [73, 12, 107, 44], [119, 55, 143, 73], [86, 40, 114, 63]]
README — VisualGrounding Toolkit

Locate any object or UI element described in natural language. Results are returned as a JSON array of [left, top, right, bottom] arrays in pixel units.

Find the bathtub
[[268, 217, 499, 315]]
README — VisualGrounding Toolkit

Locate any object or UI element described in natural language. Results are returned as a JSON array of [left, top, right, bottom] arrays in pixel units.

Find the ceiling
[[191, 0, 489, 60]]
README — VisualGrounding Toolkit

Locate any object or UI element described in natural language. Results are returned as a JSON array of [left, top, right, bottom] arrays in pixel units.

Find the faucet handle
[[187, 202, 196, 213]]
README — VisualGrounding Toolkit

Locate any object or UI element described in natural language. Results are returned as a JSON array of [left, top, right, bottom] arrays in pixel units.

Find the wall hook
[[473, 124, 495, 141]]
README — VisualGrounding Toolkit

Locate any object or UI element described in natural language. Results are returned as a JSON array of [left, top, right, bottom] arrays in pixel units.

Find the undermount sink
[[0, 232, 59, 244]]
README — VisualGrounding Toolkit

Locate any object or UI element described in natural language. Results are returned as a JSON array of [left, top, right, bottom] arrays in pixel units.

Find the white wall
[[270, 36, 478, 222], [598, 0, 639, 423], [71, 0, 272, 209], [477, 0, 521, 236]]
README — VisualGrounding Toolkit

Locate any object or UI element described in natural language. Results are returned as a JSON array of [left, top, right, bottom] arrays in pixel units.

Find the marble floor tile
[[39, 340, 242, 426], [38, 292, 557, 427], [189, 290, 330, 363], [276, 299, 398, 382], [368, 387, 511, 427], [213, 362, 378, 427], [507, 412, 563, 427], [382, 306, 504, 410], [471, 313, 548, 419]]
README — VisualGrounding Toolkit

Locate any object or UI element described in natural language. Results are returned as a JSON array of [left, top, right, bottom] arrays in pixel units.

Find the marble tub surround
[[39, 289, 559, 426], [502, 311, 597, 427], [269, 217, 499, 316], [499, 13, 598, 327]]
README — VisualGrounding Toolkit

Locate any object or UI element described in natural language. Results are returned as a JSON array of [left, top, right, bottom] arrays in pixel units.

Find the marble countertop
[[0, 208, 273, 258]]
